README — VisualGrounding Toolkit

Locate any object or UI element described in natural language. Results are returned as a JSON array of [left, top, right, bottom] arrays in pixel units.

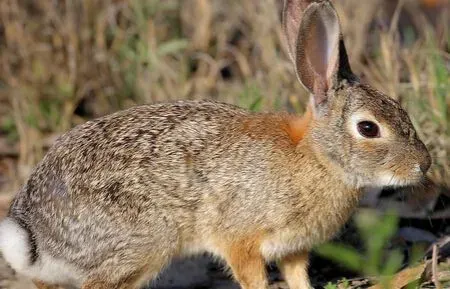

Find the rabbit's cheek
[[348, 141, 389, 171]]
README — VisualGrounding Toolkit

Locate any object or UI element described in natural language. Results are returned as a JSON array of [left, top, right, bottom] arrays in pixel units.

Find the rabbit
[[0, 0, 431, 289]]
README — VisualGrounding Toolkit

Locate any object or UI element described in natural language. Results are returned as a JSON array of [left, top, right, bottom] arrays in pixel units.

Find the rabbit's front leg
[[278, 251, 313, 289], [220, 238, 269, 289]]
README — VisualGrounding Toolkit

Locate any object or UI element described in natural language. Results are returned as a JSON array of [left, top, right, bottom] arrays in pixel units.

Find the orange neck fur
[[285, 106, 313, 145]]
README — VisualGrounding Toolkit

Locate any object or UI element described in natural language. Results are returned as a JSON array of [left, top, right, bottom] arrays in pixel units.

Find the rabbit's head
[[283, 0, 431, 188]]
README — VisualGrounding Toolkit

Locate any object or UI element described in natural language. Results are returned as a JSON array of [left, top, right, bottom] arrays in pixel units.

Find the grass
[[0, 1, 447, 182], [316, 210, 427, 288], [0, 0, 448, 286]]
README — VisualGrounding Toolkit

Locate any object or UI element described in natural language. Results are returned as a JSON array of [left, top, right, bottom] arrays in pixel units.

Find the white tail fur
[[0, 217, 85, 286], [0, 217, 31, 272]]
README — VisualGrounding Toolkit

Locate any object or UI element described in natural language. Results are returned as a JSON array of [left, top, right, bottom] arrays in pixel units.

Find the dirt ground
[[0, 254, 291, 289]]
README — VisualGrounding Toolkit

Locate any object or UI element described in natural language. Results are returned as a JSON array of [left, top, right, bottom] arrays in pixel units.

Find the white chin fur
[[375, 172, 419, 187], [346, 172, 416, 189], [360, 172, 420, 189], [375, 173, 404, 187]]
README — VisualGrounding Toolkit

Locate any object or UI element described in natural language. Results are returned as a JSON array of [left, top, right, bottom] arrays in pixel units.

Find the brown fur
[[279, 252, 311, 289], [0, 1, 430, 289], [80, 279, 137, 289], [219, 233, 268, 289], [33, 280, 60, 289]]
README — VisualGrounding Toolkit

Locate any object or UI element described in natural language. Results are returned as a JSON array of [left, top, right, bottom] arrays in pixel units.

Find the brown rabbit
[[0, 1, 431, 289]]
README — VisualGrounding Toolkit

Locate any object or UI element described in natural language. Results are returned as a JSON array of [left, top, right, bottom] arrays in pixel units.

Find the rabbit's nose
[[418, 142, 431, 174], [419, 153, 431, 174]]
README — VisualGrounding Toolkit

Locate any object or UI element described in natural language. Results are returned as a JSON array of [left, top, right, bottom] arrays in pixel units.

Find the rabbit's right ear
[[283, 0, 354, 112]]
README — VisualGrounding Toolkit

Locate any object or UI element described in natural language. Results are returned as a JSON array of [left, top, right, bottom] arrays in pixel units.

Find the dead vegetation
[[0, 0, 448, 187], [0, 0, 448, 288]]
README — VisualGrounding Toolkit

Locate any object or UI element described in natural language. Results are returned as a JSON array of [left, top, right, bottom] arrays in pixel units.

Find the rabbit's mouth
[[372, 169, 425, 188], [348, 167, 426, 189]]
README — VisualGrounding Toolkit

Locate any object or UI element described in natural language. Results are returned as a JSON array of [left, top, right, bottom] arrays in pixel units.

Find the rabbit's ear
[[283, 1, 353, 109], [282, 0, 315, 63]]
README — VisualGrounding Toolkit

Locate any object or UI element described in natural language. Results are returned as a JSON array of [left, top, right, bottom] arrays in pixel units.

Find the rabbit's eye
[[357, 121, 380, 138]]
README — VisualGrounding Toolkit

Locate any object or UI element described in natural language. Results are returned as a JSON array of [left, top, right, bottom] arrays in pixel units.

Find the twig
[[432, 244, 442, 289]]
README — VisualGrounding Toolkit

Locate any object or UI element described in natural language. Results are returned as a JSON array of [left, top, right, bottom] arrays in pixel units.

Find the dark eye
[[357, 121, 380, 138]]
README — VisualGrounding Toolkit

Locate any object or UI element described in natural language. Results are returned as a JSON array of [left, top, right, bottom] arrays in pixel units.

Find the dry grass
[[0, 1, 448, 287], [0, 0, 448, 189]]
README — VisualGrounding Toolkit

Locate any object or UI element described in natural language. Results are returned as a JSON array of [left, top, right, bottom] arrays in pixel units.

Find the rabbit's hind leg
[[81, 264, 159, 289], [81, 247, 174, 289], [81, 278, 139, 289]]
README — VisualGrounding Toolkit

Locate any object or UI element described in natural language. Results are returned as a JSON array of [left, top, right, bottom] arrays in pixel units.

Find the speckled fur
[[0, 1, 430, 289]]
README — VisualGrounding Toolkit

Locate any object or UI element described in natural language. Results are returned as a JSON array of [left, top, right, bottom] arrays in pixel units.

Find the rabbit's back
[[7, 101, 257, 272], [49, 100, 247, 179], [5, 100, 322, 285]]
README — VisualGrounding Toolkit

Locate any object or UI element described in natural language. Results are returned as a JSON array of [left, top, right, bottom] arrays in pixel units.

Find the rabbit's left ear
[[282, 0, 316, 63], [283, 0, 354, 109]]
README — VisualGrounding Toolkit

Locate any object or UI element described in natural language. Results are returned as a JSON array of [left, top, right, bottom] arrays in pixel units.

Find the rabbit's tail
[[0, 217, 34, 272]]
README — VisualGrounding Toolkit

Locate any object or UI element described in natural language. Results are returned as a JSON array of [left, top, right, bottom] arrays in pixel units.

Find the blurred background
[[0, 0, 448, 288]]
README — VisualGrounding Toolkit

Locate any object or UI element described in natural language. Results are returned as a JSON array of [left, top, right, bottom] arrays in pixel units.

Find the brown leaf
[[368, 262, 427, 289]]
